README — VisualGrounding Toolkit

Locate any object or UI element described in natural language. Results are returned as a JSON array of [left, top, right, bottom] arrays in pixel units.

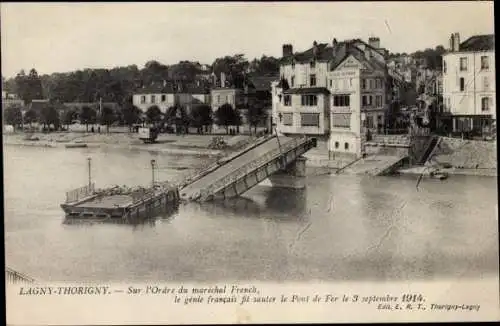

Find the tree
[[165, 105, 189, 134], [190, 104, 213, 134], [63, 109, 77, 129], [246, 104, 268, 134], [4, 106, 23, 130], [40, 105, 60, 131], [212, 54, 249, 88], [24, 109, 38, 127], [146, 105, 163, 125], [100, 105, 115, 133], [122, 104, 141, 131], [215, 103, 238, 134], [80, 106, 97, 132], [15, 69, 44, 104]]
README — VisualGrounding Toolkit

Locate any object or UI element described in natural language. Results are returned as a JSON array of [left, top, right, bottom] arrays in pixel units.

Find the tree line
[[2, 54, 280, 106], [4, 101, 268, 135]]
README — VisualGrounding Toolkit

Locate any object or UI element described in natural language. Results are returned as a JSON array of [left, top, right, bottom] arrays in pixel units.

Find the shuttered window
[[300, 113, 320, 127], [332, 113, 351, 128], [282, 113, 293, 126]]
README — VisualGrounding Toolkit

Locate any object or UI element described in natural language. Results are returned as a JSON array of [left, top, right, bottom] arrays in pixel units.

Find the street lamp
[[151, 159, 156, 188], [87, 157, 92, 189]]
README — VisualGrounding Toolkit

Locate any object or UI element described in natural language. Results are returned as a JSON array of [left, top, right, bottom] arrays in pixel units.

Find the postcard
[[3, 1, 499, 324]]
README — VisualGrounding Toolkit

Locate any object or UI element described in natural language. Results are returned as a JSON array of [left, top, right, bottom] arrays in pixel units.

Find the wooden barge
[[61, 182, 180, 221]]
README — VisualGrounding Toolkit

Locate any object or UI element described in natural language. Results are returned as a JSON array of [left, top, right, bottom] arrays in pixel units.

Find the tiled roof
[[281, 43, 334, 64], [283, 87, 330, 95], [459, 34, 494, 52], [248, 75, 278, 91], [135, 84, 175, 94], [329, 41, 386, 72]]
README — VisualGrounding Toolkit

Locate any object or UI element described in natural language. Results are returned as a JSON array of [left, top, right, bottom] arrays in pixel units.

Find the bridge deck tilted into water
[[179, 135, 316, 202]]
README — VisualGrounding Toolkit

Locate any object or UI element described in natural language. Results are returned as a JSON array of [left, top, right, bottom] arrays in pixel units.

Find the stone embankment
[[428, 137, 496, 170]]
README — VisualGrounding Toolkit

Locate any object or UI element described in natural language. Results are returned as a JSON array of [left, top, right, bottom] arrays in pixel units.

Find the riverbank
[[397, 166, 497, 177], [2, 132, 252, 157]]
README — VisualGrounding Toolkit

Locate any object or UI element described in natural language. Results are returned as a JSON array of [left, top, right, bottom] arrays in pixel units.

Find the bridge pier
[[264, 156, 307, 189]]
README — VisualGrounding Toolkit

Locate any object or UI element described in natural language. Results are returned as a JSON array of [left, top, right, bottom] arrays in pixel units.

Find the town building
[[210, 73, 276, 130], [441, 33, 495, 136], [133, 81, 211, 114], [273, 37, 395, 159], [2, 91, 24, 109]]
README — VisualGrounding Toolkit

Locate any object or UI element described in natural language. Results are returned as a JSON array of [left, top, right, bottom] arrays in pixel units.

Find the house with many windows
[[133, 82, 210, 114], [441, 33, 495, 136], [273, 37, 392, 159]]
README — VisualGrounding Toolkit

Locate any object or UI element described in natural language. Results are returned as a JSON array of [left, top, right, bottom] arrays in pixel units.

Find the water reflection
[[197, 186, 308, 222]]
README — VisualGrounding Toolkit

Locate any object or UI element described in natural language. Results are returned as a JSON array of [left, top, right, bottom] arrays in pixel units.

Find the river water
[[3, 144, 499, 283]]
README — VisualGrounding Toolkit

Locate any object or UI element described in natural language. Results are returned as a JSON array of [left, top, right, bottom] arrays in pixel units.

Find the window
[[329, 80, 332, 87], [310, 74, 316, 86], [369, 79, 374, 89], [481, 97, 490, 111], [291, 62, 295, 69], [282, 113, 293, 126], [140, 95, 146, 104], [151, 95, 156, 103], [301, 95, 318, 106], [310, 61, 316, 68], [335, 141, 339, 149], [216, 95, 220, 104], [225, 95, 229, 103], [460, 77, 465, 91], [460, 57, 468, 71], [375, 95, 382, 106], [283, 95, 292, 106], [443, 60, 447, 73], [332, 113, 351, 128], [344, 142, 349, 150], [481, 56, 489, 70], [333, 95, 350, 107], [291, 76, 295, 87], [161, 94, 166, 102], [483, 77, 490, 91], [300, 113, 320, 127], [361, 79, 367, 90], [362, 95, 367, 106], [366, 116, 374, 128]]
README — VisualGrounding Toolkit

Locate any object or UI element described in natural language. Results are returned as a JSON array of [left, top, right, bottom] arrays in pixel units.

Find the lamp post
[[87, 157, 92, 189], [151, 159, 156, 188]]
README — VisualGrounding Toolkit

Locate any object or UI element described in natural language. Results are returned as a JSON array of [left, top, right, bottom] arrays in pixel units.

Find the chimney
[[332, 38, 338, 49], [368, 37, 380, 49], [220, 72, 226, 88], [282, 44, 293, 57], [449, 33, 455, 51], [453, 32, 460, 51], [312, 41, 318, 57]]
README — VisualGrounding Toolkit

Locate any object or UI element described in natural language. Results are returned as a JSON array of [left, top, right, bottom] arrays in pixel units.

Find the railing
[[5, 267, 35, 284], [65, 183, 95, 203], [199, 136, 309, 200], [178, 134, 275, 189]]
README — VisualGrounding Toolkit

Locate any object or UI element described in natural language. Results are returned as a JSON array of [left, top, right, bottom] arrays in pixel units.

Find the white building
[[133, 82, 210, 114], [441, 33, 495, 135], [273, 38, 392, 159]]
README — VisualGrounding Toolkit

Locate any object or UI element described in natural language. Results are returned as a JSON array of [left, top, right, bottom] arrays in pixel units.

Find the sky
[[1, 2, 495, 78]]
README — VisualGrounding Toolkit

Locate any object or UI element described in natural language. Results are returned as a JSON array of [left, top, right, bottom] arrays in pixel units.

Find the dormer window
[[310, 61, 316, 68]]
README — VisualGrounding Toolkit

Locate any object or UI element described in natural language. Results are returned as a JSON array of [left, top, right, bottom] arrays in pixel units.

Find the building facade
[[441, 33, 495, 135], [273, 38, 392, 159], [2, 91, 24, 109], [133, 83, 210, 113]]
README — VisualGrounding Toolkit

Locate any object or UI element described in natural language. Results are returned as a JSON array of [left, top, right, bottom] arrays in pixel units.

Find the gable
[[334, 55, 364, 71]]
